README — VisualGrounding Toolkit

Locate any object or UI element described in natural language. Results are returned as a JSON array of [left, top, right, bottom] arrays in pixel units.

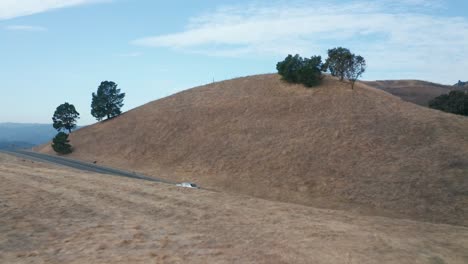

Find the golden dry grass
[[1, 153, 468, 264], [364, 80, 468, 106], [37, 74, 468, 226]]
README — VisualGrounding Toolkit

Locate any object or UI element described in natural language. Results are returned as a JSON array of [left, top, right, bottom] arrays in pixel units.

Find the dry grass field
[[1, 153, 468, 264], [37, 74, 468, 226]]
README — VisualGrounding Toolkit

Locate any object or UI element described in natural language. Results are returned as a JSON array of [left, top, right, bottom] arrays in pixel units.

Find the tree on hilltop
[[52, 102, 80, 133], [277, 54, 303, 83], [91, 81, 125, 121], [324, 47, 353, 81], [276, 54, 323, 87], [344, 55, 366, 90], [324, 47, 366, 89]]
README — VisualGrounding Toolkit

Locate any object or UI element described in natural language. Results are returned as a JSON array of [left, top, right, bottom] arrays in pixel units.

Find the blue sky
[[1, 0, 467, 125]]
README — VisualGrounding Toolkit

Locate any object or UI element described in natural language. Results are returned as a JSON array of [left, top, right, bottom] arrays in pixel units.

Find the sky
[[1, 0, 467, 125]]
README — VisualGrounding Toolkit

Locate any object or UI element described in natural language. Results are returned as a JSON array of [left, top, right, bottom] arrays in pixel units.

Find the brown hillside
[[37, 74, 468, 226], [364, 80, 468, 106], [2, 153, 468, 263]]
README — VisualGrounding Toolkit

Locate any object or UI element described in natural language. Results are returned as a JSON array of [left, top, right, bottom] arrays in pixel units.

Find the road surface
[[0, 149, 174, 184]]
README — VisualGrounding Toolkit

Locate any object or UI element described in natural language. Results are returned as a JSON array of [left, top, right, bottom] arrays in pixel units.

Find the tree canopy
[[276, 54, 323, 87], [344, 55, 366, 89], [324, 47, 366, 88], [52, 102, 80, 133], [324, 47, 352, 81], [91, 81, 125, 121]]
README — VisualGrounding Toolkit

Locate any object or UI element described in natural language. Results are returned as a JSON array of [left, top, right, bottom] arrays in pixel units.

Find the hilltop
[[364, 80, 468, 106], [454, 80, 468, 87], [37, 74, 468, 226]]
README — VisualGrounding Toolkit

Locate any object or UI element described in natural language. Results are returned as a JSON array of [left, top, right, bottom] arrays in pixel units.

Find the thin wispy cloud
[[5, 25, 47, 32], [0, 0, 110, 20], [132, 0, 468, 83]]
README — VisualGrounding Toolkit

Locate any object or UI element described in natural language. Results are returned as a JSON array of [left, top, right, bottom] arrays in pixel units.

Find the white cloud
[[132, 0, 468, 83], [0, 0, 110, 20], [5, 25, 47, 31]]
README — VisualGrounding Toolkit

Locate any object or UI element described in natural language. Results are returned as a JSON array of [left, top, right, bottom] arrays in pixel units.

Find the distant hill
[[363, 80, 468, 106], [0, 123, 57, 148], [0, 141, 35, 150], [37, 74, 468, 226], [454, 80, 468, 87]]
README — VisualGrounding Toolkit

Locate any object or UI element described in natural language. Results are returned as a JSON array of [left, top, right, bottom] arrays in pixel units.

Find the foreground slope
[[364, 80, 468, 106], [38, 74, 468, 225], [1, 153, 468, 264]]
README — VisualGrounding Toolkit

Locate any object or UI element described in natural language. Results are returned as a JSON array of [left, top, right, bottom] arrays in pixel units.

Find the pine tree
[[91, 81, 125, 121]]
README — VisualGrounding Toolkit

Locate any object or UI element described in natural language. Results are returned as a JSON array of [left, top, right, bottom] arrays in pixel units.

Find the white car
[[176, 182, 199, 189]]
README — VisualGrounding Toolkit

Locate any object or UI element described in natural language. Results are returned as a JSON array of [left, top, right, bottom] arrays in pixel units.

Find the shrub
[[52, 132, 72, 154]]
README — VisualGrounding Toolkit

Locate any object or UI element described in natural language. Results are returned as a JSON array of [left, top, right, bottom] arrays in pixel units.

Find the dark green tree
[[324, 47, 353, 81], [52, 132, 72, 154], [91, 81, 125, 121], [52, 102, 80, 133], [298, 55, 323, 87], [429, 90, 468, 116], [276, 54, 323, 87], [277, 54, 304, 83], [344, 55, 366, 89]]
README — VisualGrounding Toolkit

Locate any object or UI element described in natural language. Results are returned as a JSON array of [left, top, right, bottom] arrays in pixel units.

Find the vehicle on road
[[176, 182, 199, 189]]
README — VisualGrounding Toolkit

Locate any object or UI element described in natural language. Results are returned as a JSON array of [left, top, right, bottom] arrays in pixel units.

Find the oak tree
[[52, 102, 80, 133]]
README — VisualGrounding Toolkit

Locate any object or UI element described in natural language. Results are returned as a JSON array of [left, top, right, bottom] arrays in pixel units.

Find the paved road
[[0, 149, 175, 185]]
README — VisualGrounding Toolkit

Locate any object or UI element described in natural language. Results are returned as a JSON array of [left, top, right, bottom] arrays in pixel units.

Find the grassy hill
[[364, 80, 468, 106], [37, 74, 468, 226]]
